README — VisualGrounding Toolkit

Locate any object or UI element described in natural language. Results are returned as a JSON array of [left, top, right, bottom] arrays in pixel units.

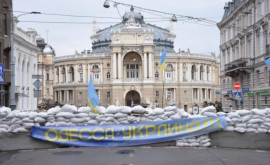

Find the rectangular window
[[47, 88, 49, 95], [94, 73, 99, 80], [61, 90, 64, 101], [183, 71, 186, 81], [166, 88, 175, 101], [107, 92, 110, 98], [156, 91, 159, 98], [47, 73, 49, 81], [79, 92, 82, 100], [55, 91, 58, 102], [69, 90, 73, 101], [208, 89, 211, 100], [184, 90, 187, 99], [80, 73, 83, 82], [3, 14, 8, 35], [202, 89, 206, 100], [193, 88, 198, 99]]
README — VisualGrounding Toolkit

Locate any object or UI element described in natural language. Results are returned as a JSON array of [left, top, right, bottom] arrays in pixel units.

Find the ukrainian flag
[[87, 75, 100, 114], [160, 49, 167, 71]]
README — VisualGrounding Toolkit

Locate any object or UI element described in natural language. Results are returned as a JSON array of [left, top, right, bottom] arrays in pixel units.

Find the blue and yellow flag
[[160, 49, 167, 71], [87, 75, 100, 114]]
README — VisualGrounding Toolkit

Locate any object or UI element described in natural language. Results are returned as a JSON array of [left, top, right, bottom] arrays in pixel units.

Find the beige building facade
[[53, 8, 221, 112]]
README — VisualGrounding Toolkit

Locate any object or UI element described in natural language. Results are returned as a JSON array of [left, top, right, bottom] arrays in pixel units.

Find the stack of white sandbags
[[46, 105, 98, 126], [222, 108, 270, 134], [176, 135, 211, 147], [0, 107, 48, 133], [200, 106, 217, 117]]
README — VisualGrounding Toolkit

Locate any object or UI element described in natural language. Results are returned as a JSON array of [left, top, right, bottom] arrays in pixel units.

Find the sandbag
[[13, 127, 28, 133], [202, 112, 217, 117], [164, 106, 177, 112], [246, 128, 257, 133], [234, 127, 246, 133], [153, 108, 164, 115], [217, 112, 226, 116], [0, 107, 11, 117], [120, 106, 132, 114], [37, 112, 48, 118], [61, 104, 77, 113], [78, 107, 91, 113], [34, 117, 46, 123], [106, 105, 120, 114], [223, 126, 234, 131], [131, 105, 146, 114], [201, 106, 216, 114], [47, 106, 61, 115], [0, 128, 7, 133], [227, 112, 240, 119], [55, 112, 74, 119], [251, 109, 266, 116], [236, 110, 250, 116]]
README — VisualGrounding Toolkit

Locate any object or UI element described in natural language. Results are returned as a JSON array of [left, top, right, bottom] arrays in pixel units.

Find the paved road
[[0, 147, 269, 165]]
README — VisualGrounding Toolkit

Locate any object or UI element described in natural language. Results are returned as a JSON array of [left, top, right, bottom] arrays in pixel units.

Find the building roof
[[91, 7, 175, 54], [222, 0, 243, 20]]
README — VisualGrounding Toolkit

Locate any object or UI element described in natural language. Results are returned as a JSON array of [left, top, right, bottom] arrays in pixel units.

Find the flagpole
[[162, 78, 165, 108]]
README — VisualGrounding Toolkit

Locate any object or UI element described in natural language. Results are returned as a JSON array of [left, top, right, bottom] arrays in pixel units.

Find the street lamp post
[[3, 7, 41, 110]]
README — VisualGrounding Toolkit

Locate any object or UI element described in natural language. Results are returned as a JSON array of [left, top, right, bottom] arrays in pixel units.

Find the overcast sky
[[13, 0, 228, 56]]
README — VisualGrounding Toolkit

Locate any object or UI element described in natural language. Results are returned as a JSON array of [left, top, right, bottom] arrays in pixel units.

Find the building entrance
[[125, 90, 141, 107]]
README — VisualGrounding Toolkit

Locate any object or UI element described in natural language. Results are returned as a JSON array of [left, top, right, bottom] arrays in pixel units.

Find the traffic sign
[[242, 88, 249, 92], [233, 92, 242, 102], [33, 79, 42, 89], [34, 89, 41, 98], [233, 82, 241, 91], [32, 75, 44, 79], [0, 63, 4, 84]]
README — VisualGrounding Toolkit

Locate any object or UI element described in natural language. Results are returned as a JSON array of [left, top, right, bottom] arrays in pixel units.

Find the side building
[[53, 8, 221, 113], [218, 0, 270, 111], [14, 23, 40, 110], [0, 0, 12, 107]]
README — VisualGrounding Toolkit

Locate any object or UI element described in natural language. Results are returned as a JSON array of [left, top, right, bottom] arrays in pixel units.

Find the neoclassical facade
[[14, 25, 39, 110], [53, 8, 220, 112], [218, 0, 270, 111]]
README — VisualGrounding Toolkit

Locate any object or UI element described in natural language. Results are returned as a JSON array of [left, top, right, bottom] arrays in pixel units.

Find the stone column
[[144, 53, 147, 79], [175, 63, 178, 82], [203, 65, 207, 81], [196, 64, 200, 81], [74, 65, 78, 83], [209, 66, 212, 82], [65, 66, 68, 83], [101, 63, 103, 82], [149, 53, 153, 78], [113, 54, 117, 79], [83, 64, 86, 83], [187, 63, 191, 81], [118, 54, 122, 79]]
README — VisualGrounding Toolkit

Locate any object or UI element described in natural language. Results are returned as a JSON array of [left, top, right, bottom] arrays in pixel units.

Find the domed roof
[[122, 6, 145, 24], [91, 7, 175, 54], [43, 44, 54, 55]]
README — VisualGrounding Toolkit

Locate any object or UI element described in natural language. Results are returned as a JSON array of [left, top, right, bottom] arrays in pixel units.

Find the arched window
[[155, 71, 159, 80], [92, 65, 100, 81], [165, 64, 173, 80], [107, 72, 110, 80], [61, 67, 66, 82], [191, 65, 196, 80], [68, 66, 75, 82], [200, 65, 204, 80]]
